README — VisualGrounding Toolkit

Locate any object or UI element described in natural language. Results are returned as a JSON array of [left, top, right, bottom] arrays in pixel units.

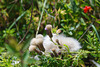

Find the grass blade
[[92, 24, 100, 43], [36, 0, 47, 36]]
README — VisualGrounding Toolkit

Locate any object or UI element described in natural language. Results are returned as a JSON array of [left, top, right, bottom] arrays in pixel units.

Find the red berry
[[83, 6, 91, 13], [84, 8, 88, 13], [84, 10, 88, 13], [85, 6, 88, 9], [87, 6, 91, 9], [84, 8, 88, 11]]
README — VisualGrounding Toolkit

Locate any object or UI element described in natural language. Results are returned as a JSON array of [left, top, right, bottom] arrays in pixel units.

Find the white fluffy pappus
[[43, 34, 82, 53]]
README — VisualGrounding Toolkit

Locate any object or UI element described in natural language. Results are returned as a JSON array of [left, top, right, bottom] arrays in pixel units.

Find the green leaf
[[23, 50, 29, 61], [91, 15, 97, 19], [82, 12, 90, 21], [92, 24, 100, 43], [70, 0, 77, 13], [80, 18, 86, 25], [5, 43, 17, 53], [95, 0, 100, 4], [63, 44, 70, 53], [96, 20, 100, 24], [23, 50, 29, 67], [68, 31, 73, 35]]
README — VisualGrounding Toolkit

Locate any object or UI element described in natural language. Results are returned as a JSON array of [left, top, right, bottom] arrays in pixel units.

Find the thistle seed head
[[36, 34, 43, 39], [29, 45, 36, 52], [45, 24, 52, 31], [35, 38, 43, 46], [30, 38, 37, 46]]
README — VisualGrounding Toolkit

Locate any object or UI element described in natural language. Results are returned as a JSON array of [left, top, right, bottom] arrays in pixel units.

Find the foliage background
[[0, 0, 100, 67]]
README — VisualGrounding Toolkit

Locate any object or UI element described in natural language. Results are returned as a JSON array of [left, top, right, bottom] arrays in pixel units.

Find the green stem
[[36, 0, 47, 36], [69, 51, 100, 54]]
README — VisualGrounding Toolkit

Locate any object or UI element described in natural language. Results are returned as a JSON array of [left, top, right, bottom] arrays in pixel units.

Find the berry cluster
[[84, 6, 91, 13]]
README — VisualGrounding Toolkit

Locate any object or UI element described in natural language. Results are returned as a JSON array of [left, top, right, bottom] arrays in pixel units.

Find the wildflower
[[84, 8, 88, 13], [36, 34, 43, 39], [29, 45, 42, 55], [84, 6, 91, 13], [29, 45, 36, 52], [45, 24, 52, 31], [30, 38, 37, 46], [43, 33, 81, 52], [35, 38, 45, 52], [45, 24, 53, 38], [30, 34, 45, 52]]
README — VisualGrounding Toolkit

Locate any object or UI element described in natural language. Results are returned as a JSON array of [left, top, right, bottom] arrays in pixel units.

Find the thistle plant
[[29, 34, 45, 54]]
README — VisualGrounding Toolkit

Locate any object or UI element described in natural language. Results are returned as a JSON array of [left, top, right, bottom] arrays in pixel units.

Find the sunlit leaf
[[80, 18, 86, 25]]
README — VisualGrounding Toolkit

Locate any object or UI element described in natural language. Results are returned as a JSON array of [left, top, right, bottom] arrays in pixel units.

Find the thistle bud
[[29, 45, 36, 52], [52, 48, 58, 57], [58, 51, 61, 55], [50, 53, 54, 57], [45, 24, 53, 38], [56, 39, 60, 45], [56, 39, 62, 49], [29, 45, 42, 55], [45, 24, 52, 31], [30, 38, 37, 46], [35, 38, 45, 52]]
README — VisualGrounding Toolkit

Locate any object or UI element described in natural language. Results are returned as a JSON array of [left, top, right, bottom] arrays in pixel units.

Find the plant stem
[[18, 0, 33, 44], [36, 0, 47, 37]]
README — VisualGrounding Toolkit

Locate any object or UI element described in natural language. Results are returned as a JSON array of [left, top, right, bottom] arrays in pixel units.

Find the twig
[[35, 0, 47, 37], [78, 24, 92, 41], [18, 0, 33, 45]]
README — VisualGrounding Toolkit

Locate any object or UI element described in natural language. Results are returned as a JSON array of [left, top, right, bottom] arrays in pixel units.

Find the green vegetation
[[0, 0, 100, 67]]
